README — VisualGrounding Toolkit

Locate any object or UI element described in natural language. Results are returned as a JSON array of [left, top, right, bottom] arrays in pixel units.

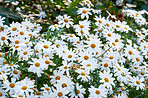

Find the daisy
[[39, 11, 46, 19], [75, 69, 90, 82], [8, 22, 20, 36], [3, 78, 17, 95], [58, 14, 73, 28], [62, 49, 77, 62], [18, 48, 33, 61], [88, 84, 107, 98], [0, 32, 9, 46], [56, 15, 63, 21], [81, 59, 98, 71], [53, 87, 69, 98], [32, 23, 42, 31], [82, 0, 93, 8], [0, 88, 7, 98], [40, 84, 51, 93], [49, 24, 61, 31], [115, 68, 132, 84], [74, 20, 90, 38], [69, 83, 85, 98], [28, 58, 47, 77], [58, 61, 72, 75], [124, 45, 137, 60], [78, 49, 94, 65], [14, 77, 35, 95], [94, 15, 105, 26], [91, 9, 101, 14], [114, 20, 123, 31], [50, 70, 66, 84], [74, 20, 90, 33], [9, 69, 21, 80], [77, 7, 92, 19], [99, 70, 115, 89], [100, 59, 112, 71], [25, 14, 34, 21], [131, 76, 145, 90], [85, 37, 102, 54], [55, 77, 74, 90]]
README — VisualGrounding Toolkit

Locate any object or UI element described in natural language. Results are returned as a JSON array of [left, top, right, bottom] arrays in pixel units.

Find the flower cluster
[[0, 0, 148, 98]]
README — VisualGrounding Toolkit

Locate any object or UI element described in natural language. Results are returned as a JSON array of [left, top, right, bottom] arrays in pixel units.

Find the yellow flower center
[[45, 60, 50, 64], [45, 88, 50, 91], [79, 25, 84, 28], [98, 30, 102, 32], [128, 51, 133, 55], [81, 72, 85, 76], [22, 86, 27, 90], [104, 78, 109, 82], [68, 55, 72, 58], [10, 83, 15, 88], [136, 81, 140, 85], [18, 95, 23, 97], [77, 41, 80, 44], [58, 92, 63, 97], [13, 70, 18, 74], [0, 54, 2, 57], [116, 25, 120, 28], [109, 56, 114, 59], [98, 20, 102, 23], [23, 51, 28, 55], [115, 39, 119, 42], [54, 25, 57, 27], [62, 83, 67, 88], [86, 64, 91, 67], [15, 46, 20, 48], [0, 93, 2, 96], [136, 58, 140, 61], [91, 43, 96, 48], [112, 42, 116, 46], [34, 26, 37, 29], [121, 88, 124, 91], [77, 90, 80, 94], [36, 92, 41, 95], [35, 62, 40, 67], [9, 64, 13, 66], [107, 33, 111, 37], [104, 63, 108, 67], [134, 67, 138, 69], [64, 66, 67, 69], [84, 55, 89, 60], [141, 72, 144, 75], [1, 36, 6, 41], [82, 10, 87, 14], [56, 44, 60, 48], [86, 1, 89, 4], [15, 40, 19, 44], [95, 90, 100, 95], [44, 45, 49, 49], [64, 19, 68, 22], [12, 27, 17, 31], [69, 35, 73, 37], [106, 23, 109, 27], [55, 76, 60, 80]]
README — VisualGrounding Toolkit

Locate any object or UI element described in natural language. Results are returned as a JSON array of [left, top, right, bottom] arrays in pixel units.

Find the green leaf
[[69, 0, 83, 10], [0, 7, 22, 19], [74, 84, 77, 96]]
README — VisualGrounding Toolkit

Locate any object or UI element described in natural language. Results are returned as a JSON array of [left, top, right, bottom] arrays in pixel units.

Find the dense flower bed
[[0, 0, 148, 98]]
